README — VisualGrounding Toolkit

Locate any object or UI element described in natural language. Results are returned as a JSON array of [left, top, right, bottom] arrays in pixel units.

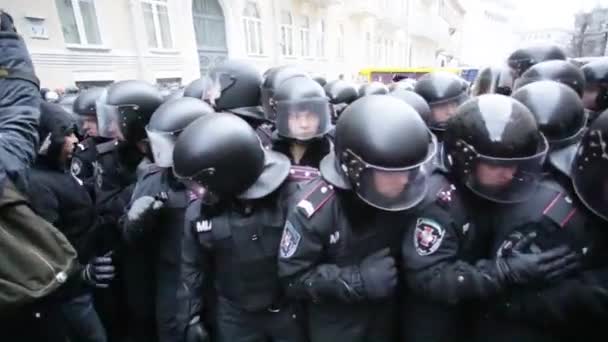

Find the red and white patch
[[414, 218, 445, 256]]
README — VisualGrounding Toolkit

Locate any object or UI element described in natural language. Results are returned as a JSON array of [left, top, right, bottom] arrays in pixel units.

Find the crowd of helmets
[[31, 41, 608, 341], [66, 40, 608, 243]]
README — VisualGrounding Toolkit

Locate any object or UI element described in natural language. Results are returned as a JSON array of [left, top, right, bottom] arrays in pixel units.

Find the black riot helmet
[[172, 113, 290, 200], [320, 95, 436, 211], [512, 81, 586, 151], [73, 87, 105, 117], [188, 60, 264, 121], [313, 76, 327, 87], [146, 97, 214, 168], [444, 94, 548, 203], [273, 76, 332, 142], [389, 78, 417, 92], [358, 82, 388, 97], [513, 60, 585, 97], [572, 111, 608, 221], [324, 80, 359, 105], [471, 66, 514, 96], [581, 57, 608, 113], [260, 65, 308, 121], [414, 72, 469, 132], [388, 89, 431, 124], [507, 44, 567, 78], [96, 80, 163, 142]]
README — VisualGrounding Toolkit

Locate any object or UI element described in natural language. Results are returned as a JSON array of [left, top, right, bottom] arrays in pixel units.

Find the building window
[[55, 0, 102, 45], [375, 37, 382, 62], [280, 11, 295, 56], [316, 19, 326, 58], [141, 0, 173, 49], [365, 32, 372, 63], [300, 16, 311, 57], [243, 1, 263, 55], [336, 24, 345, 60]]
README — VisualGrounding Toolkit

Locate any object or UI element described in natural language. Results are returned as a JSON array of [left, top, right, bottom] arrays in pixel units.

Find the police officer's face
[[583, 86, 599, 110], [60, 133, 79, 164], [372, 170, 410, 199], [431, 101, 459, 124], [288, 110, 320, 139], [82, 117, 98, 137], [475, 163, 518, 188]]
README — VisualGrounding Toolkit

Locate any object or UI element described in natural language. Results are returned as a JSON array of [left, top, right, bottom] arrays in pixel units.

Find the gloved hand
[[497, 232, 581, 286], [82, 255, 115, 288], [185, 316, 210, 342], [125, 194, 165, 230], [359, 248, 397, 300]]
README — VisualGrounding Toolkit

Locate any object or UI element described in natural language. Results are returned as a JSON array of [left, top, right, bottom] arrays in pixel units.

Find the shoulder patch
[[279, 221, 301, 258], [70, 157, 83, 176], [287, 165, 321, 182], [414, 218, 446, 256], [296, 180, 335, 219], [542, 192, 578, 229]]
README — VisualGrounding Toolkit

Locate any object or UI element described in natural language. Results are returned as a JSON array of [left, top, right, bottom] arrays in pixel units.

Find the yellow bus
[[359, 67, 478, 84]]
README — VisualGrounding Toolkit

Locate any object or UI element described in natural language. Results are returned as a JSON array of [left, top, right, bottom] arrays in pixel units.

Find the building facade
[[4, 0, 466, 89], [460, 0, 519, 67], [517, 28, 573, 55]]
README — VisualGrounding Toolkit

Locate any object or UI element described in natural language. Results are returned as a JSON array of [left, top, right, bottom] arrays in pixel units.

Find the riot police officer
[[513, 60, 585, 97], [184, 60, 274, 147], [511, 81, 587, 187], [94, 80, 164, 341], [175, 113, 306, 342], [271, 76, 332, 178], [358, 81, 388, 97], [324, 79, 359, 123], [261, 65, 308, 122], [388, 89, 431, 125], [473, 111, 608, 342], [507, 44, 567, 79], [389, 78, 417, 92], [414, 71, 469, 136], [470, 66, 516, 96], [278, 95, 436, 341], [121, 97, 214, 342], [312, 75, 327, 87], [401, 94, 580, 342], [71, 87, 106, 195], [581, 57, 608, 123]]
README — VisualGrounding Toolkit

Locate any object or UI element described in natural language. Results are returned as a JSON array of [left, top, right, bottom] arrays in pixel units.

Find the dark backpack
[[0, 179, 78, 311]]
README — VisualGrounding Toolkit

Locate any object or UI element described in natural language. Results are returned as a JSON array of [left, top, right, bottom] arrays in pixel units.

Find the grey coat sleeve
[[0, 28, 40, 189]]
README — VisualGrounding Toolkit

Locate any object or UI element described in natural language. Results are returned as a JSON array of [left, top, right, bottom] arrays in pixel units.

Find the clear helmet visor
[[146, 128, 178, 168], [95, 102, 125, 140], [200, 72, 236, 106], [429, 95, 468, 131], [276, 98, 331, 141], [353, 165, 431, 211], [464, 148, 548, 203]]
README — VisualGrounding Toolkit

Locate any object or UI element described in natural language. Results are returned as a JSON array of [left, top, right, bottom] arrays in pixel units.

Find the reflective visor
[[200, 72, 236, 106], [95, 102, 125, 140], [146, 128, 178, 168], [275, 98, 331, 141], [344, 138, 436, 211], [429, 94, 468, 131], [463, 140, 548, 203]]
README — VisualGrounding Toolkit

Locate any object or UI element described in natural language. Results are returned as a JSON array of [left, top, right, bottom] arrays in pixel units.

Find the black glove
[[185, 316, 210, 342], [497, 232, 581, 286], [125, 195, 165, 231], [0, 11, 17, 34], [359, 248, 398, 300], [82, 255, 115, 288]]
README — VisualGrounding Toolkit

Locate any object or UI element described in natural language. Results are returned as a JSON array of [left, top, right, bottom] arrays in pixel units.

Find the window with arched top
[[281, 10, 295, 56], [243, 1, 263, 55]]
